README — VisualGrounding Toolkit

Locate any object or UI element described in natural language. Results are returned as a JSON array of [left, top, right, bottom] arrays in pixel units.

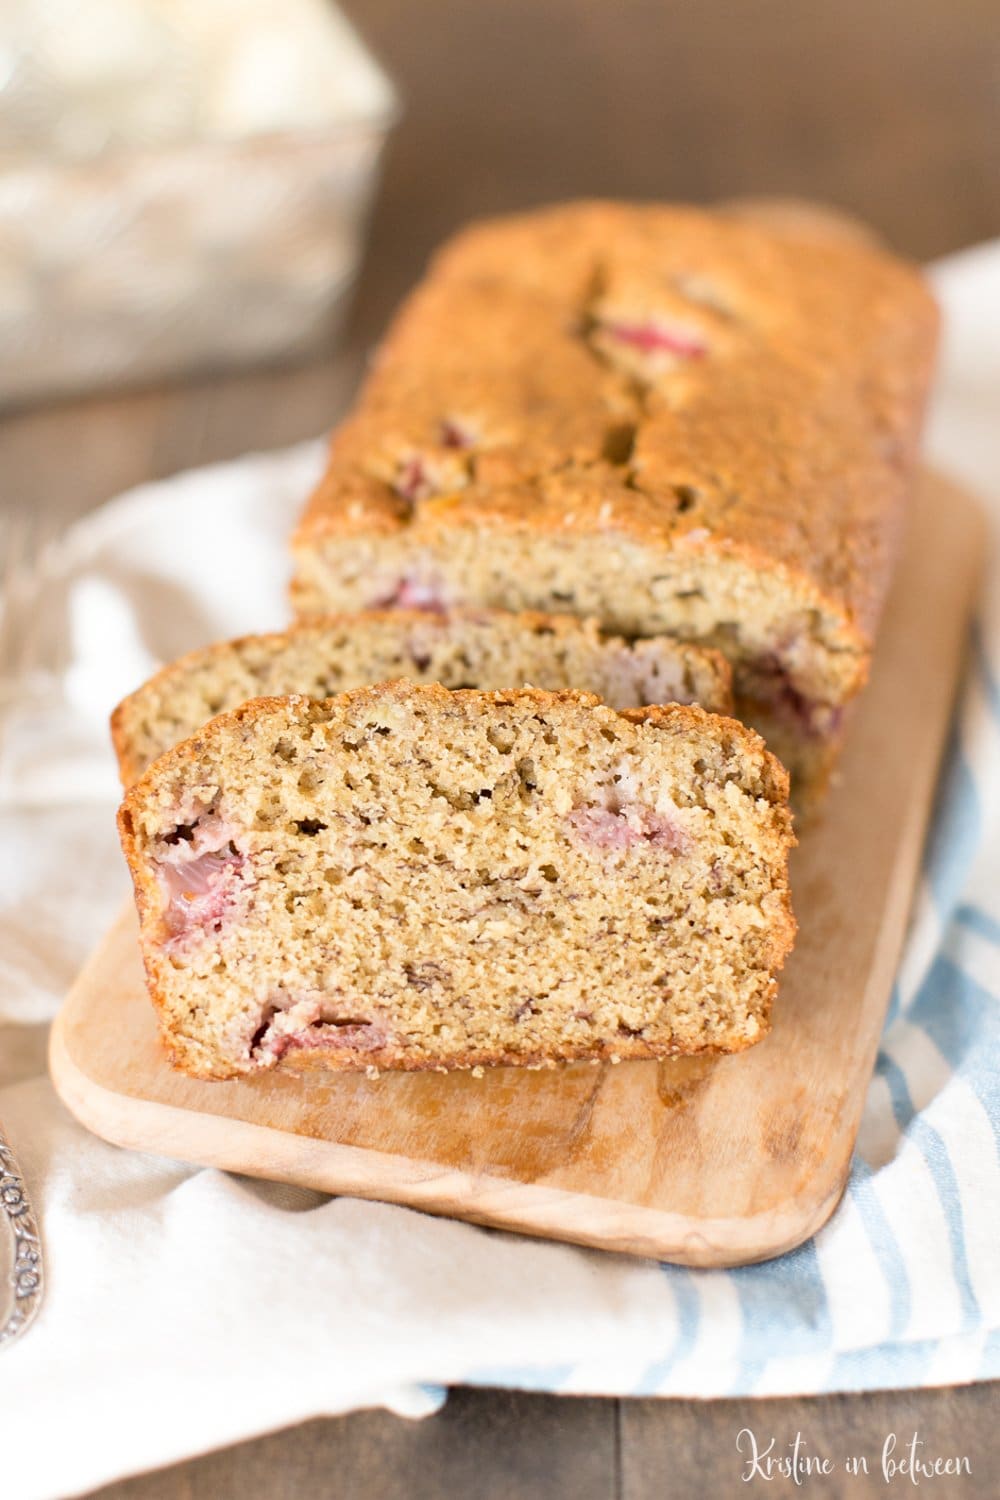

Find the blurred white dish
[[0, 0, 398, 405]]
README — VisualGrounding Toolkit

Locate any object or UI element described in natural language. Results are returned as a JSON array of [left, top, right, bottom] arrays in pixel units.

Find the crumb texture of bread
[[112, 608, 732, 786], [118, 682, 795, 1080], [289, 200, 939, 792]]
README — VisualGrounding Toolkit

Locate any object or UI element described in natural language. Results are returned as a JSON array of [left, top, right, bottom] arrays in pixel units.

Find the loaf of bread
[[290, 201, 939, 795], [117, 682, 795, 1079], [111, 608, 732, 787]]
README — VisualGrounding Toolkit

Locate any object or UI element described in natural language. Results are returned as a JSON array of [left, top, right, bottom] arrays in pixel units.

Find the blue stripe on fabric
[[632, 1269, 701, 1394], [728, 1238, 832, 1394], [827, 1339, 940, 1392], [876, 1048, 981, 1333], [885, 981, 903, 1029], [876, 1051, 915, 1132], [847, 1159, 911, 1338], [973, 619, 1000, 723], [922, 724, 981, 919], [910, 956, 1000, 1141], [955, 902, 1000, 945]]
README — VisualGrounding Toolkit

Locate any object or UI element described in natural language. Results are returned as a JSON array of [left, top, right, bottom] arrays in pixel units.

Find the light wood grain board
[[49, 471, 984, 1266]]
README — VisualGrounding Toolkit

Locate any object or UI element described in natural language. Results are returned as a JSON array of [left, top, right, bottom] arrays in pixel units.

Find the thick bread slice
[[111, 608, 732, 786], [118, 682, 795, 1080]]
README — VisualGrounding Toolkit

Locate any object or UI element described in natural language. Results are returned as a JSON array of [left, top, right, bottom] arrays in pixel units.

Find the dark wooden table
[[4, 0, 997, 1493]]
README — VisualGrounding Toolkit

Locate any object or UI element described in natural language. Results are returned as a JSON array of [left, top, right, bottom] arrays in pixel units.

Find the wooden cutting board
[[49, 472, 985, 1267]]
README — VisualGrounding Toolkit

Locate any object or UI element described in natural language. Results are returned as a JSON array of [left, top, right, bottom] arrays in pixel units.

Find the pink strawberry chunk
[[603, 318, 706, 358], [567, 804, 690, 855], [266, 1020, 387, 1060], [250, 993, 388, 1063], [439, 416, 476, 449], [394, 454, 435, 503], [372, 574, 448, 611], [158, 845, 246, 940]]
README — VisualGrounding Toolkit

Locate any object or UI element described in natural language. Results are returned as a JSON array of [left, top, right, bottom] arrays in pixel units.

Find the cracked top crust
[[293, 199, 938, 654]]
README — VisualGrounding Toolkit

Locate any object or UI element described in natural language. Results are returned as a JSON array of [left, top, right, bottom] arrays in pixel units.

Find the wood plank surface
[[50, 471, 985, 1266], [88, 1384, 996, 1500]]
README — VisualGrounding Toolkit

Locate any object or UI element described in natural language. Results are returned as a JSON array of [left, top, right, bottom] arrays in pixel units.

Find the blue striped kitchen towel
[[1, 242, 998, 1500]]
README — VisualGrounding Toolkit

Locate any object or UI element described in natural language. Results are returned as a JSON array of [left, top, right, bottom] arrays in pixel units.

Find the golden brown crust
[[716, 195, 885, 249], [232, 1019, 773, 1078], [293, 199, 938, 657]]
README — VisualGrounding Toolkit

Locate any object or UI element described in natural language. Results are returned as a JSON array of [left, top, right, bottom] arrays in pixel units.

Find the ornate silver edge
[[0, 1130, 43, 1347]]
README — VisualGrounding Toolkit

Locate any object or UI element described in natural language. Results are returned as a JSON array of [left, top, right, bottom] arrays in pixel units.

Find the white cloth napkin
[[2, 246, 1000, 1500]]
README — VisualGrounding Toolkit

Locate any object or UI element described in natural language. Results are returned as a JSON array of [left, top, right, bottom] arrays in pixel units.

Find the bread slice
[[111, 608, 732, 787], [118, 681, 795, 1080]]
